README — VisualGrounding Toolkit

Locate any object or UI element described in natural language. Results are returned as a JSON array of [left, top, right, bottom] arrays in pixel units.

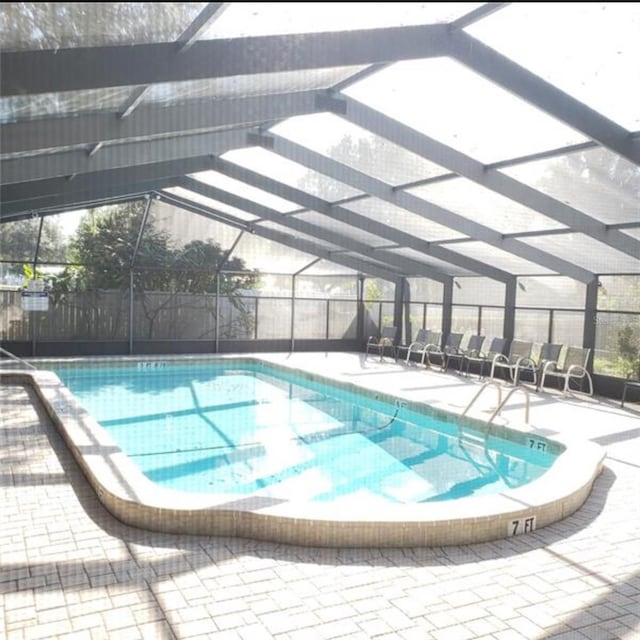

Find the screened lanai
[[1, 2, 639, 397]]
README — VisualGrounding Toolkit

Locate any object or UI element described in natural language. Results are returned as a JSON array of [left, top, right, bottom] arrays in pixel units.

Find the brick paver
[[2, 355, 639, 639]]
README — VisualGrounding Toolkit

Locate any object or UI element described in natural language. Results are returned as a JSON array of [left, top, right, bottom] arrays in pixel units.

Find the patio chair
[[539, 346, 593, 396], [511, 342, 563, 388], [443, 334, 486, 373], [462, 337, 508, 378], [365, 326, 398, 362], [489, 340, 533, 383], [418, 330, 443, 366], [395, 328, 430, 364], [424, 333, 464, 371]]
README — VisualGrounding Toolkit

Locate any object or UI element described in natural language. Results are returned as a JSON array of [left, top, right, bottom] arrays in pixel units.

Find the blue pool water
[[54, 360, 557, 504]]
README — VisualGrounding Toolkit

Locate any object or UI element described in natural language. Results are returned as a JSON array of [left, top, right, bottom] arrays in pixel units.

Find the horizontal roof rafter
[[0, 155, 226, 218], [1, 129, 251, 185], [1, 24, 449, 96], [1, 91, 321, 157]]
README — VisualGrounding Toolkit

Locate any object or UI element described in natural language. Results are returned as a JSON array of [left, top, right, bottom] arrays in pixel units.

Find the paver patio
[[2, 353, 639, 639]]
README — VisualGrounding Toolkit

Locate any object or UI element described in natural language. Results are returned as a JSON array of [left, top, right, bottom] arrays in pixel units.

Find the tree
[[46, 201, 259, 340], [0, 217, 68, 278]]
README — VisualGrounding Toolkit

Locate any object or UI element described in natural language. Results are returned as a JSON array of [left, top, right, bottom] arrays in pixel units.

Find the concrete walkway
[[2, 353, 639, 639]]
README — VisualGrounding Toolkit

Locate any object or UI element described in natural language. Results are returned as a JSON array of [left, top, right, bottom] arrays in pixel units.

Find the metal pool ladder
[[462, 380, 530, 425]]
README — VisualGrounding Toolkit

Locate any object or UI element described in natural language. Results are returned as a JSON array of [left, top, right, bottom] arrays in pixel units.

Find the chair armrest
[[566, 364, 587, 377], [516, 356, 535, 369]]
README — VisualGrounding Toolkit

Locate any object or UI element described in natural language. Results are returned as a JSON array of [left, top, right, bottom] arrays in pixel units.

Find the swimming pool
[[53, 361, 557, 505], [7, 354, 604, 547]]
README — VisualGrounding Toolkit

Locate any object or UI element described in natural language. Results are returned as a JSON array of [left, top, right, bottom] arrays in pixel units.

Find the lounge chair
[[489, 340, 533, 383], [539, 346, 593, 396], [424, 333, 464, 371], [443, 334, 486, 373], [365, 326, 398, 361], [462, 337, 508, 378]]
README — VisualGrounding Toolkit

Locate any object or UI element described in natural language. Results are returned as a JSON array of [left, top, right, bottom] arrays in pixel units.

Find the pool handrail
[[0, 347, 36, 370]]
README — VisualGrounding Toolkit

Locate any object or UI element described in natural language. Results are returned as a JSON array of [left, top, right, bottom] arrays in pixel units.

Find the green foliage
[[2, 217, 68, 273], [617, 325, 640, 379], [364, 280, 381, 310], [59, 201, 258, 295]]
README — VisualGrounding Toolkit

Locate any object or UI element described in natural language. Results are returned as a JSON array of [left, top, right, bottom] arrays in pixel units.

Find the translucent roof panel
[[231, 233, 322, 274], [1, 3, 206, 50], [516, 276, 586, 310], [145, 67, 366, 105], [200, 3, 482, 39], [221, 148, 363, 201], [163, 187, 259, 222], [445, 241, 556, 275], [521, 234, 640, 275], [344, 197, 466, 242], [503, 148, 640, 226], [467, 3, 640, 131], [0, 87, 137, 124], [271, 113, 447, 186], [188, 171, 299, 213], [408, 178, 566, 234], [385, 248, 472, 277], [293, 212, 394, 247], [145, 199, 242, 255], [344, 57, 588, 164], [253, 220, 344, 253]]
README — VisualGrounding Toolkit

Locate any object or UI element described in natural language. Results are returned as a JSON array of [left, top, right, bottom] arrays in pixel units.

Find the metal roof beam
[[1, 130, 250, 184], [158, 191, 402, 283], [1, 24, 449, 96], [263, 133, 596, 283], [447, 30, 640, 166], [0, 179, 174, 220], [1, 91, 320, 155], [337, 96, 640, 260], [207, 155, 512, 283], [1, 156, 219, 208], [179, 177, 449, 282]]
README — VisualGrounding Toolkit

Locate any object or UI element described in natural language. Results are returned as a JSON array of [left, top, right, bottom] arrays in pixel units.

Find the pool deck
[[2, 351, 639, 639]]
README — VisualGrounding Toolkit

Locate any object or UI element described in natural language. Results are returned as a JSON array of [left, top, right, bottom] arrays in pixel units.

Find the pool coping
[[2, 354, 606, 548]]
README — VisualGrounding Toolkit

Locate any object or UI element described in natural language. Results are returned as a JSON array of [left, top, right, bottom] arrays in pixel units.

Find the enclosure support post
[[504, 277, 517, 341], [584, 277, 598, 370], [129, 270, 134, 355], [357, 275, 365, 348], [442, 276, 453, 338], [291, 273, 296, 353], [215, 274, 220, 354]]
